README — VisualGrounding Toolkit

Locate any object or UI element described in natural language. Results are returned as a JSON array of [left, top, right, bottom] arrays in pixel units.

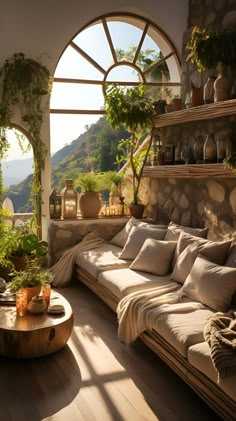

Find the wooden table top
[[0, 290, 73, 332]]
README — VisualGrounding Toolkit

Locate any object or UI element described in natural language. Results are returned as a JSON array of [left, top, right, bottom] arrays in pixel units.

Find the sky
[[3, 19, 161, 162]]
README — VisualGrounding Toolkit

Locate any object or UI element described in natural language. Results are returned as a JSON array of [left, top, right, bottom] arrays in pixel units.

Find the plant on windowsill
[[75, 172, 113, 218], [0, 52, 52, 229], [104, 84, 154, 218]]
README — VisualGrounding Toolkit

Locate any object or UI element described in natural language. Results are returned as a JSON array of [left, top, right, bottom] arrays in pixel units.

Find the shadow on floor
[[0, 345, 81, 421]]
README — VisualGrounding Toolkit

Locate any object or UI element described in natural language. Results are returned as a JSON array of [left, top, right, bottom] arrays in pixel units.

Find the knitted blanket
[[50, 231, 105, 287], [117, 284, 204, 344], [204, 311, 236, 383]]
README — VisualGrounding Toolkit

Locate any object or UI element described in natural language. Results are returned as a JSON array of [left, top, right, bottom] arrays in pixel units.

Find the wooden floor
[[0, 281, 222, 421]]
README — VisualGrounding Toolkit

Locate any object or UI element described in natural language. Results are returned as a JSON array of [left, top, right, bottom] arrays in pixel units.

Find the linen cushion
[[225, 244, 236, 268], [130, 239, 176, 276], [98, 267, 174, 300], [188, 342, 236, 401], [119, 225, 167, 260], [171, 232, 232, 284], [75, 243, 129, 279], [182, 255, 236, 312], [164, 222, 208, 241], [155, 302, 214, 357], [110, 217, 146, 247]]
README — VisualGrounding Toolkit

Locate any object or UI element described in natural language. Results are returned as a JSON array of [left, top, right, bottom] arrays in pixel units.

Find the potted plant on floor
[[104, 84, 154, 218]]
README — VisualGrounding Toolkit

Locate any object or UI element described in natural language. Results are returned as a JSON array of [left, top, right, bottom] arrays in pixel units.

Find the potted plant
[[75, 172, 109, 218], [0, 221, 48, 273], [9, 257, 53, 303], [104, 84, 154, 218]]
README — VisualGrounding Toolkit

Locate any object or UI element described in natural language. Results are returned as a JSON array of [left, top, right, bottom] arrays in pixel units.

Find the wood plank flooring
[[0, 282, 222, 421]]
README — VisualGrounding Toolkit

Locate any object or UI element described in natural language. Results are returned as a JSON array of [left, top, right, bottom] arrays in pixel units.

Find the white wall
[[1, 0, 188, 71]]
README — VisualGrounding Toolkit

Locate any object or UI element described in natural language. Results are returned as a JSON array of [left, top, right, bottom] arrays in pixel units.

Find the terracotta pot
[[24, 286, 42, 304], [172, 98, 182, 111], [191, 88, 203, 107], [129, 204, 145, 219], [79, 191, 102, 218]]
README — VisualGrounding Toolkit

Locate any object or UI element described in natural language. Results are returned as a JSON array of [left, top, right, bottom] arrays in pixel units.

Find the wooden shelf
[[153, 99, 236, 128], [143, 163, 236, 178]]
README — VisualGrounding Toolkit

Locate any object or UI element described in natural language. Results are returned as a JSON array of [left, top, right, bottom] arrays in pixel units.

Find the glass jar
[[61, 179, 78, 219], [203, 134, 217, 163], [193, 136, 204, 163], [203, 76, 216, 104]]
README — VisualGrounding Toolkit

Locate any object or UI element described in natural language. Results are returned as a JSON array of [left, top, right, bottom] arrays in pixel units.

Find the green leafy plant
[[186, 27, 236, 71], [9, 258, 53, 291], [104, 84, 154, 205], [0, 221, 48, 269], [0, 53, 52, 228]]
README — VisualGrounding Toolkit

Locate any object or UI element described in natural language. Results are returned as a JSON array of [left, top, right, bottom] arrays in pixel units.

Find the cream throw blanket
[[50, 231, 104, 287], [117, 284, 204, 344], [204, 311, 236, 383]]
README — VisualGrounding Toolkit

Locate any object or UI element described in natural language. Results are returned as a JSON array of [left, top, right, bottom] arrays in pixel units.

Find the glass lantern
[[49, 188, 62, 219], [61, 179, 78, 219]]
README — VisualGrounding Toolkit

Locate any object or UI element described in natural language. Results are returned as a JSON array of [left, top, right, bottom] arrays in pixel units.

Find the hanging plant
[[0, 53, 52, 230], [186, 27, 236, 72]]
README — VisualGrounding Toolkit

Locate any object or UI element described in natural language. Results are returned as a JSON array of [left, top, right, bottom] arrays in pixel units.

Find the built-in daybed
[[50, 217, 236, 420]]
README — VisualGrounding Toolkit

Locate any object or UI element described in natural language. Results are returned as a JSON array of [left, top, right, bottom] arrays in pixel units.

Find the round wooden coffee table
[[0, 290, 74, 358]]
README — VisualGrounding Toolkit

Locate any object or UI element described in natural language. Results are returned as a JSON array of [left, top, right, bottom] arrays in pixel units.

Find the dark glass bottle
[[193, 136, 204, 163], [203, 134, 217, 163]]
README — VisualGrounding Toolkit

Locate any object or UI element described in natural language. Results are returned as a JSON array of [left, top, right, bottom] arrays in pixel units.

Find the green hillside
[[5, 116, 129, 211]]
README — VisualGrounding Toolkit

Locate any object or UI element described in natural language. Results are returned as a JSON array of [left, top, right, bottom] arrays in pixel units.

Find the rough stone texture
[[206, 180, 225, 202], [145, 178, 236, 242]]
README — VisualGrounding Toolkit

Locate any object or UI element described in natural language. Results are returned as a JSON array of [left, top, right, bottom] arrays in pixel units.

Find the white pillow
[[171, 237, 232, 284], [130, 239, 176, 276], [164, 222, 208, 241], [119, 225, 167, 260], [110, 217, 146, 247], [182, 254, 236, 312]]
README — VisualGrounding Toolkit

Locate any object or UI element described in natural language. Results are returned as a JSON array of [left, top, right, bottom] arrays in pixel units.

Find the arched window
[[50, 13, 181, 153]]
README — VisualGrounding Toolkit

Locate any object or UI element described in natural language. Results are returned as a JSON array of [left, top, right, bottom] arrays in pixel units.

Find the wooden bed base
[[76, 266, 236, 420]]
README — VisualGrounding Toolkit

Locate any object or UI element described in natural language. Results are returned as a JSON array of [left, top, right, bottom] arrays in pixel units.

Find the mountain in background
[[2, 158, 33, 187], [4, 117, 129, 212]]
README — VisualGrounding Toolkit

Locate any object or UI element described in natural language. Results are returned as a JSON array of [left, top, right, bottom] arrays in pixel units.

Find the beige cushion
[[182, 255, 236, 312], [171, 234, 232, 284], [188, 342, 236, 401], [164, 222, 208, 241], [75, 243, 129, 279], [154, 300, 214, 357], [98, 267, 175, 300], [130, 239, 176, 276], [119, 225, 167, 260], [110, 217, 146, 247]]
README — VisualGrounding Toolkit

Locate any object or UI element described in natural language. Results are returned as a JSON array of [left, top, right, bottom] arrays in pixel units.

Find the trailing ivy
[[0, 53, 52, 230]]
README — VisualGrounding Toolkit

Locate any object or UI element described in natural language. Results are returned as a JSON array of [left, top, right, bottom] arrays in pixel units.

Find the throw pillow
[[182, 254, 236, 312], [110, 217, 146, 247], [164, 221, 208, 241], [119, 225, 167, 260], [130, 239, 177, 276], [171, 237, 232, 284], [225, 244, 236, 268]]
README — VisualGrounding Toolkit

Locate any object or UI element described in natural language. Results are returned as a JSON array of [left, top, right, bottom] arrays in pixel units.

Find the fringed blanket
[[117, 284, 204, 344], [204, 311, 236, 383], [50, 231, 105, 287]]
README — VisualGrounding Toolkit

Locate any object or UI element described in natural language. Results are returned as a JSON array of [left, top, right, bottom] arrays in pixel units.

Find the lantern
[[61, 179, 78, 219], [49, 188, 62, 219]]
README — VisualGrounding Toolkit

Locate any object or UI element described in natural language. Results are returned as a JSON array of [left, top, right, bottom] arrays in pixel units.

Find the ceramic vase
[[214, 62, 232, 102]]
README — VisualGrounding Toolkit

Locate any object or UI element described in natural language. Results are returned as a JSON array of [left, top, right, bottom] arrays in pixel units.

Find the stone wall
[[141, 0, 236, 241]]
